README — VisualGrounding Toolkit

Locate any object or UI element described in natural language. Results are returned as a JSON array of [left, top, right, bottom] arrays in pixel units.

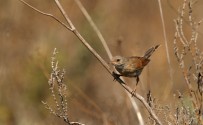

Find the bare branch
[[173, 0, 203, 124], [42, 49, 85, 125], [19, 0, 72, 31]]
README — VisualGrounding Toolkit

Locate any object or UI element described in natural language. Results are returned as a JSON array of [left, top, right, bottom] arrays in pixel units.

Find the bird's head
[[110, 56, 126, 66]]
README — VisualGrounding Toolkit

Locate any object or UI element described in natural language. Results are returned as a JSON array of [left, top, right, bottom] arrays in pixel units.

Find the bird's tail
[[144, 44, 160, 59]]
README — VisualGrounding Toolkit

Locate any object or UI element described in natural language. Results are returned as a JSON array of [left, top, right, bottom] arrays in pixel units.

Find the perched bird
[[110, 45, 160, 86]]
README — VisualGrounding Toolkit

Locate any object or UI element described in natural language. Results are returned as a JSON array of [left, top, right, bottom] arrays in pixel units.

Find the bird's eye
[[116, 59, 120, 62]]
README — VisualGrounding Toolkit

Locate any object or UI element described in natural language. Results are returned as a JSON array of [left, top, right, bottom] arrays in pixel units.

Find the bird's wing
[[139, 57, 150, 66], [144, 45, 160, 59], [124, 57, 144, 72]]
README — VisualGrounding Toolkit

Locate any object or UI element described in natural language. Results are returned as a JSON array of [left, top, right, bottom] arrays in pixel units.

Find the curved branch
[[19, 0, 72, 31]]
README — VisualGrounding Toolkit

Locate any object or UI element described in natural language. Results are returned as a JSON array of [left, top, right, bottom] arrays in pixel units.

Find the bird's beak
[[109, 60, 116, 65]]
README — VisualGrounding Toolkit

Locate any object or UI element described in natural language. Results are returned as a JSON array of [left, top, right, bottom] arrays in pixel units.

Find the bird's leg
[[112, 72, 125, 84], [131, 76, 140, 97], [112, 71, 122, 81], [136, 77, 140, 85]]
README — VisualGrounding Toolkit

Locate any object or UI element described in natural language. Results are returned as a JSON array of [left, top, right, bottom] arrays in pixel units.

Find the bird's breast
[[115, 64, 143, 77]]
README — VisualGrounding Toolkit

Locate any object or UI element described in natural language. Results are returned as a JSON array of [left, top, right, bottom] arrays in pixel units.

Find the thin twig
[[157, 0, 174, 95], [19, 0, 72, 31]]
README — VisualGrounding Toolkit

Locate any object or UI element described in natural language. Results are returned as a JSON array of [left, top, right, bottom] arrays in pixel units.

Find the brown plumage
[[110, 45, 160, 85]]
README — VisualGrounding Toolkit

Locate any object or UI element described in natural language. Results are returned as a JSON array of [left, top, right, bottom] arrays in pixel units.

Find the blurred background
[[0, 0, 203, 125]]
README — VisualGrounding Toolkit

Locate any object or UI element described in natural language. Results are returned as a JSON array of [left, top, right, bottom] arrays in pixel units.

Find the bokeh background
[[0, 0, 203, 125]]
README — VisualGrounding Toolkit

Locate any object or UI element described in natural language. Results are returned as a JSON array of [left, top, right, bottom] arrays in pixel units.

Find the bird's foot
[[131, 84, 138, 97], [131, 89, 136, 97], [112, 72, 121, 81], [136, 77, 140, 85], [112, 72, 125, 84]]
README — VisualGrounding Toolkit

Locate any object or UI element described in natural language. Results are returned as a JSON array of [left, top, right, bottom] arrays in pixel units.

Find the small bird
[[110, 45, 160, 87]]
